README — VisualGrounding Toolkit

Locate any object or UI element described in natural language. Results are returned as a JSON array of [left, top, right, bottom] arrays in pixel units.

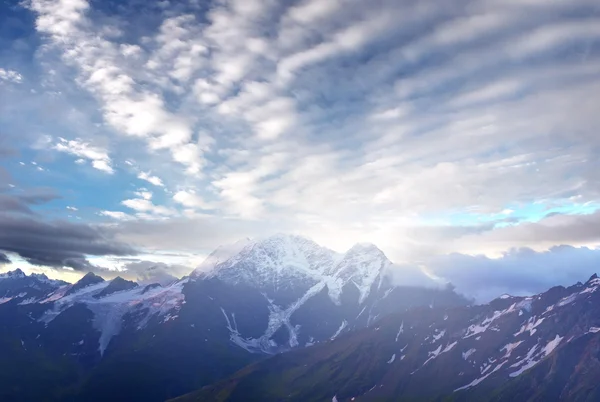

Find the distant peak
[[10, 268, 25, 276], [0, 268, 26, 279], [588, 273, 598, 282], [81, 271, 104, 280], [93, 276, 137, 299], [31, 273, 49, 280]]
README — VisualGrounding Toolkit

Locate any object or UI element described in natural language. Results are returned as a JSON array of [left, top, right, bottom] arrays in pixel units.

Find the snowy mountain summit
[[192, 234, 393, 306]]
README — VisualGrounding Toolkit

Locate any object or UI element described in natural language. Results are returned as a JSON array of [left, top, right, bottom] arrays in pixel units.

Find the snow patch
[[501, 340, 523, 359], [454, 361, 507, 392], [432, 329, 446, 342], [464, 303, 519, 339], [331, 320, 348, 340], [414, 341, 457, 372], [387, 354, 396, 364], [395, 321, 404, 342], [514, 316, 545, 337], [509, 335, 562, 377], [557, 293, 577, 307], [462, 348, 476, 360]]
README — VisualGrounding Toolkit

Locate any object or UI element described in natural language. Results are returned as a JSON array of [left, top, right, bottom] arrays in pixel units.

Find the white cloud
[[173, 190, 211, 210], [121, 191, 175, 217], [137, 171, 164, 187], [99, 210, 133, 220], [29, 0, 207, 175], [0, 68, 23, 84], [66, 206, 78, 211], [53, 138, 114, 174]]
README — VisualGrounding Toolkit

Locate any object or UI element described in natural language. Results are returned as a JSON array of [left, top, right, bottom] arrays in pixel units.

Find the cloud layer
[[0, 0, 598, 295]]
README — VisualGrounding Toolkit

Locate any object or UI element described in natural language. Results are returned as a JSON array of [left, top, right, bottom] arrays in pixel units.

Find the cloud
[[99, 211, 134, 221], [425, 245, 600, 303], [0, 68, 22, 84], [0, 214, 136, 270], [9, 0, 599, 294], [28, 0, 206, 175], [0, 187, 60, 215], [173, 190, 211, 210], [54, 138, 114, 174], [119, 260, 190, 285], [121, 191, 176, 218], [137, 171, 164, 187], [0, 252, 10, 264]]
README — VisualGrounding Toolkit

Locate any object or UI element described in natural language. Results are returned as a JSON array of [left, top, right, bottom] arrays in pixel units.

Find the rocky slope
[[172, 274, 600, 402]]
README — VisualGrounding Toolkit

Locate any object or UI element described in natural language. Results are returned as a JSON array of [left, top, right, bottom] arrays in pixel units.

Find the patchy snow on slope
[[387, 354, 396, 364], [462, 348, 476, 360], [557, 293, 578, 307], [395, 321, 404, 342], [331, 320, 348, 340], [464, 303, 519, 339], [454, 361, 507, 392], [415, 340, 457, 372], [508, 336, 563, 378], [501, 340, 523, 359], [443, 341, 457, 353], [432, 329, 446, 342], [39, 278, 188, 355], [18, 297, 38, 305], [514, 316, 545, 337], [542, 334, 563, 356], [580, 286, 598, 295], [588, 327, 600, 333]]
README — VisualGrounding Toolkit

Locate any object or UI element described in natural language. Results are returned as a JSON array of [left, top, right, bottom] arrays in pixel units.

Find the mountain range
[[0, 234, 464, 401], [173, 275, 600, 402], [1, 234, 598, 401]]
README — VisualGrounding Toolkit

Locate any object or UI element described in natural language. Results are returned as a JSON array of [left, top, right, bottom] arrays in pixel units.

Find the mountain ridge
[[172, 271, 600, 402], [0, 233, 467, 402]]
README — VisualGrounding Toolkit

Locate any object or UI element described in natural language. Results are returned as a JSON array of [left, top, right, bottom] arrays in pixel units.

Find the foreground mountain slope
[[486, 331, 600, 402], [173, 275, 600, 402]]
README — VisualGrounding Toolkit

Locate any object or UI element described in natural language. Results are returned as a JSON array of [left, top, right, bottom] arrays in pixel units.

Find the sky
[[1, 0, 600, 299]]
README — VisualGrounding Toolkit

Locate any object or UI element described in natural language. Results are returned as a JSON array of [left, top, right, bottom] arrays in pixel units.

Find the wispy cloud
[[137, 172, 164, 187], [54, 138, 114, 174]]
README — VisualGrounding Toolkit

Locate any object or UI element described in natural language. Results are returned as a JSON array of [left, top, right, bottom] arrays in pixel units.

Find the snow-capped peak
[[330, 242, 392, 303], [0, 268, 26, 279], [192, 234, 393, 305]]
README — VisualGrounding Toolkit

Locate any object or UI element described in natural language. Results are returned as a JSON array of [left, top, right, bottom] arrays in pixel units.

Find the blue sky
[[1, 0, 600, 295]]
